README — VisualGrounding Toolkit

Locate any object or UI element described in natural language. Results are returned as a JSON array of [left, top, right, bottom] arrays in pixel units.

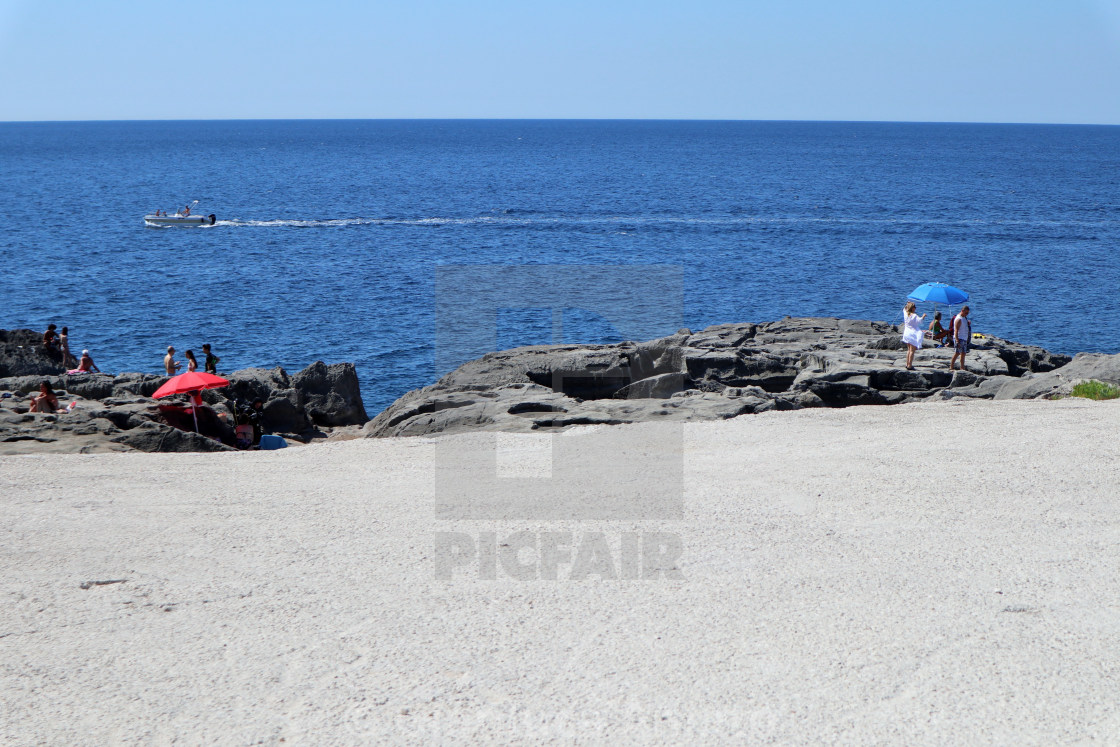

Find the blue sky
[[1, 0, 1119, 123]]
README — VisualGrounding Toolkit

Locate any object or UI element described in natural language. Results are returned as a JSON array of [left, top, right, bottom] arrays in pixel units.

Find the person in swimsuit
[[928, 312, 950, 347], [77, 349, 100, 373], [950, 306, 972, 371], [184, 349, 198, 372], [29, 381, 59, 413], [164, 346, 182, 375], [58, 326, 76, 367]]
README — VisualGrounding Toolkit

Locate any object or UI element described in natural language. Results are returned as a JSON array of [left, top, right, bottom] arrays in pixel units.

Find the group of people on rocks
[[164, 344, 220, 376], [41, 324, 223, 380], [30, 323, 229, 415], [29, 324, 262, 446], [900, 304, 972, 371], [42, 323, 99, 374], [28, 323, 99, 413]]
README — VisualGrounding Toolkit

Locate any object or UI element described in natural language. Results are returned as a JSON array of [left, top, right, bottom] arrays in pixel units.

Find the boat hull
[[144, 214, 215, 227]]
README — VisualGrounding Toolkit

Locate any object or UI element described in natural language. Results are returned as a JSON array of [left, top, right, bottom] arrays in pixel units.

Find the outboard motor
[[208, 214, 217, 225]]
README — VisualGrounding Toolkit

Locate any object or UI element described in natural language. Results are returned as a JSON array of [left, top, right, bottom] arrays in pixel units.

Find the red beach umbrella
[[152, 371, 230, 399], [152, 372, 230, 433]]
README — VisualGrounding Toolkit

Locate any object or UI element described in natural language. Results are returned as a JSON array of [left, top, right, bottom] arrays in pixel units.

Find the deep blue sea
[[2, 120, 1118, 413]]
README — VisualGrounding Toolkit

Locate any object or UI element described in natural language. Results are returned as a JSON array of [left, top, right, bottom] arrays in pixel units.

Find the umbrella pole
[[192, 407, 199, 433]]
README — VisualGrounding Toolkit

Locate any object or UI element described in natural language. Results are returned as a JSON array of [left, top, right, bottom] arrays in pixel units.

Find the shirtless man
[[164, 346, 182, 375], [42, 323, 59, 351], [950, 306, 972, 371], [77, 350, 100, 373]]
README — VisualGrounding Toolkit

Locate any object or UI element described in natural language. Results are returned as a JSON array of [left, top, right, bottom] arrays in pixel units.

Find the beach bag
[[235, 424, 254, 450]]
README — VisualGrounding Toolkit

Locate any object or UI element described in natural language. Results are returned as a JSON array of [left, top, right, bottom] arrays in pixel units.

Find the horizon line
[[2, 116, 1119, 127]]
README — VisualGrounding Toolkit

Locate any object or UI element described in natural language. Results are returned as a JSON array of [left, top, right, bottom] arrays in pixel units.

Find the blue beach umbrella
[[907, 282, 969, 305]]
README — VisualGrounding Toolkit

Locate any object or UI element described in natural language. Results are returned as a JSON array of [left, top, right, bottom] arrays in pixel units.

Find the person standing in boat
[[182, 204, 191, 217]]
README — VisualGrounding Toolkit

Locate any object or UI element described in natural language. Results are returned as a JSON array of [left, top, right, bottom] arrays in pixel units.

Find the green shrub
[[1070, 380, 1120, 401]]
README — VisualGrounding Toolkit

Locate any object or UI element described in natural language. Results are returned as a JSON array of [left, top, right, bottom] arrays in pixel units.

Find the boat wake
[[213, 214, 1118, 230]]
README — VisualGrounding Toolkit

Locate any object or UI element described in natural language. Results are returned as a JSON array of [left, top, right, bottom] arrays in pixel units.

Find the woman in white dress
[[901, 301, 926, 370]]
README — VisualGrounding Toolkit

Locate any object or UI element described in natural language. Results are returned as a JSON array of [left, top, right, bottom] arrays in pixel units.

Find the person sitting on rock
[[42, 324, 59, 352], [29, 381, 59, 413], [77, 349, 100, 373], [928, 312, 951, 347]]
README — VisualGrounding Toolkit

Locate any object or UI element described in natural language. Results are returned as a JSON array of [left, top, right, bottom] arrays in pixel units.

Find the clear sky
[[2, 0, 1119, 123]]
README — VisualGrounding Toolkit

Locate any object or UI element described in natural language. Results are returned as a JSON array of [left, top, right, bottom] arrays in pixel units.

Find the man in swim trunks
[[164, 346, 181, 375], [950, 306, 971, 371]]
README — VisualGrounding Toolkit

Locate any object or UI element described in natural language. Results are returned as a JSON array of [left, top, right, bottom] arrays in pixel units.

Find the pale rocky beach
[[3, 398, 1119, 744]]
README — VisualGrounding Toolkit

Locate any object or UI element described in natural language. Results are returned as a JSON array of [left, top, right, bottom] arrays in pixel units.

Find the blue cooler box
[[259, 434, 287, 450]]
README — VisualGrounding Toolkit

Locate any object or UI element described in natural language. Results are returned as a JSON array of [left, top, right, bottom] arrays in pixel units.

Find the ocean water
[[2, 120, 1118, 414]]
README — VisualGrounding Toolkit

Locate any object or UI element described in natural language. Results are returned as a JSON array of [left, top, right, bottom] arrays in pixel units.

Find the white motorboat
[[144, 213, 216, 227], [144, 200, 216, 227]]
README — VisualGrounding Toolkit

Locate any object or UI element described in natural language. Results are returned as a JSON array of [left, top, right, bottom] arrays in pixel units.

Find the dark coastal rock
[[614, 372, 691, 399], [0, 354, 369, 454], [291, 361, 368, 426], [223, 367, 292, 405], [992, 352, 1120, 400], [365, 316, 1079, 438], [0, 329, 66, 378], [112, 422, 236, 453], [60, 374, 119, 400], [261, 392, 312, 435], [109, 373, 168, 398]]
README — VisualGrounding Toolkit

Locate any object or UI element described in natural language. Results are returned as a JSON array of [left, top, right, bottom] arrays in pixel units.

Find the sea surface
[[2, 120, 1118, 414]]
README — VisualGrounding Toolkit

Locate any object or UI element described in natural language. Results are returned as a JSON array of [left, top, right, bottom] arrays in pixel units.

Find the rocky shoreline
[[362, 317, 1119, 438], [5, 318, 1119, 452], [1, 329, 367, 454]]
